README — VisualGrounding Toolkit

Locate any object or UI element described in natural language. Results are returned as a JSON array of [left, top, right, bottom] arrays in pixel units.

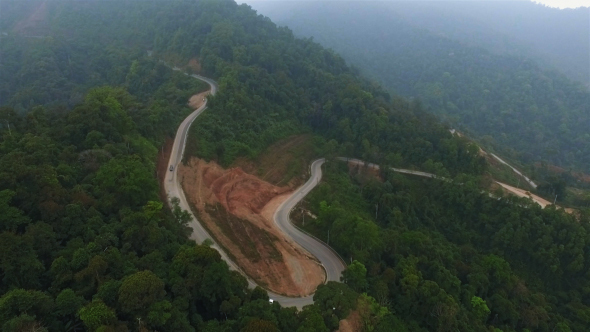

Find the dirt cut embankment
[[179, 157, 325, 297], [188, 91, 209, 110]]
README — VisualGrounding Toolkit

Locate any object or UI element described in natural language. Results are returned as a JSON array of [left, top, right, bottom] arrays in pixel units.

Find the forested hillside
[[0, 67, 344, 332], [1, 0, 483, 175], [382, 1, 590, 86], [0, 0, 483, 331], [300, 162, 590, 331], [251, 0, 590, 86], [1, 1, 589, 331], [251, 2, 590, 177]]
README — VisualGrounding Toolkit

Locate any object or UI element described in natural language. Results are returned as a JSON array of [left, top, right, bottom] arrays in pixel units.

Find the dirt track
[[496, 181, 575, 214], [496, 181, 550, 207], [188, 91, 209, 109], [179, 158, 325, 296], [14, 1, 48, 34]]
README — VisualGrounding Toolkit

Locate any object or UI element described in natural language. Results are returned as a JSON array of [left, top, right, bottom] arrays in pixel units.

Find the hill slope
[[2, 1, 590, 332], [250, 1, 590, 176]]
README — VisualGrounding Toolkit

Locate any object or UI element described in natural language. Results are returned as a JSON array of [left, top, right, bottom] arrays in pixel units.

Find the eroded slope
[[179, 158, 325, 296]]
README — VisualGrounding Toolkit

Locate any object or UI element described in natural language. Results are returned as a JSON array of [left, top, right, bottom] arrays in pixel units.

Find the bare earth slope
[[179, 157, 324, 296]]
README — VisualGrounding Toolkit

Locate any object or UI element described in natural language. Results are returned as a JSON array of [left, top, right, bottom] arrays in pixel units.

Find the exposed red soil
[[233, 135, 313, 187], [187, 58, 202, 73], [188, 91, 209, 110], [496, 181, 552, 207], [534, 163, 590, 184], [14, 1, 48, 35], [202, 163, 290, 215], [179, 157, 325, 296], [337, 310, 362, 332], [347, 161, 383, 181], [496, 181, 577, 215]]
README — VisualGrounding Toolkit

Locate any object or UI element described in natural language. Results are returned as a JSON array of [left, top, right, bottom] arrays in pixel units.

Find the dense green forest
[[252, 1, 590, 86], [0, 82, 364, 331], [375, 1, 590, 86], [1, 0, 589, 331], [252, 2, 590, 178], [300, 161, 590, 331], [0, 0, 483, 175]]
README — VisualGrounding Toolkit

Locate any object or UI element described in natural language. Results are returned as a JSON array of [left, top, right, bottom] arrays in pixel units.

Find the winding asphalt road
[[272, 158, 347, 305], [340, 157, 560, 210], [339, 157, 443, 180], [163, 72, 344, 308], [490, 153, 537, 188], [163, 69, 552, 310]]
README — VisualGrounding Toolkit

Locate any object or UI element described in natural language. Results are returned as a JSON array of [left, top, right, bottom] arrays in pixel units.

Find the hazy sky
[[245, 0, 590, 9], [533, 0, 590, 8]]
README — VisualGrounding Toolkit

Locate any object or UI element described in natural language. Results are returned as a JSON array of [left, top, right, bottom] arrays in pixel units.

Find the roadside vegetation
[[297, 161, 590, 331], [258, 2, 590, 193], [1, 0, 589, 331]]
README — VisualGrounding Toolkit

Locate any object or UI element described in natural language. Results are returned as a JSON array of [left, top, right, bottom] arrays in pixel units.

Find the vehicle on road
[[169, 165, 174, 171]]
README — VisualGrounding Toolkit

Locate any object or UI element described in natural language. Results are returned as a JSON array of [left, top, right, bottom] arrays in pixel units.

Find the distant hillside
[[2, 2, 590, 332], [388, 1, 590, 87], [252, 0, 590, 86], [250, 1, 590, 175]]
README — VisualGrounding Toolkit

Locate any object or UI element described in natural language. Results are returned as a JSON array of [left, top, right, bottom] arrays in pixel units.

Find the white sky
[[245, 0, 590, 9], [532, 0, 590, 8]]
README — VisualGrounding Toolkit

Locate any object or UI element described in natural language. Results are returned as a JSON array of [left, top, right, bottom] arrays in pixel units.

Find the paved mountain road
[[273, 159, 347, 293], [490, 153, 537, 188], [339, 157, 442, 179], [163, 69, 552, 310], [163, 72, 343, 309]]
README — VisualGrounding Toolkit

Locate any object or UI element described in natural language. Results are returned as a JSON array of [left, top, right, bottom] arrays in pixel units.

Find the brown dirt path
[[14, 1, 48, 34], [496, 181, 576, 214], [337, 311, 361, 332], [496, 181, 551, 207], [188, 91, 209, 109], [179, 157, 325, 296]]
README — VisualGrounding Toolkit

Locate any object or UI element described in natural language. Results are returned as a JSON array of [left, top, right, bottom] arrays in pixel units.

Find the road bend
[[164, 72, 345, 309]]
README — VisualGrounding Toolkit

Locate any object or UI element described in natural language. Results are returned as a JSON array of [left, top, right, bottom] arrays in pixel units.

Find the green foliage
[[269, 3, 590, 175], [0, 289, 53, 329], [118, 270, 166, 317], [296, 305, 329, 332], [241, 318, 279, 332], [78, 300, 117, 331], [146, 300, 173, 327], [302, 164, 590, 331], [0, 190, 30, 231], [1, 1, 578, 331], [171, 197, 192, 225], [93, 156, 158, 209], [313, 281, 358, 329], [342, 260, 369, 292], [357, 294, 389, 332], [471, 296, 491, 322], [55, 288, 85, 317], [2, 314, 49, 332], [0, 232, 44, 291], [0, 40, 306, 332]]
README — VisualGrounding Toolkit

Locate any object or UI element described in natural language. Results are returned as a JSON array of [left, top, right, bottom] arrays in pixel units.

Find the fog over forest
[[1, 1, 590, 332], [249, 0, 590, 86], [249, 0, 590, 176]]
